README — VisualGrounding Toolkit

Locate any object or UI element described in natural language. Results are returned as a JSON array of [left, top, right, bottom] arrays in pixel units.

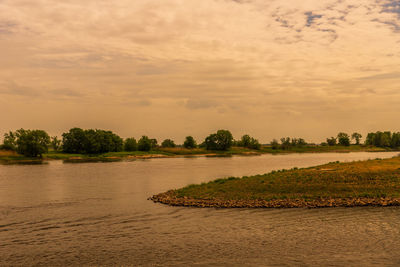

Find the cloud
[[0, 20, 17, 35], [0, 80, 40, 97], [305, 12, 323, 27], [0, 0, 400, 141]]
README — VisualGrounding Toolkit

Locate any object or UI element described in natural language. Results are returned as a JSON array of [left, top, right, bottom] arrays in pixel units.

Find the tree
[[351, 132, 362, 145], [138, 136, 152, 151], [270, 139, 279, 150], [204, 133, 218, 150], [337, 132, 350, 146], [161, 139, 176, 148], [14, 129, 50, 157], [62, 128, 123, 154], [204, 130, 233, 151], [280, 137, 291, 150], [326, 137, 337, 146], [62, 128, 86, 153], [150, 139, 158, 149], [297, 138, 307, 147], [183, 136, 197, 149], [391, 132, 400, 148], [247, 137, 261, 150], [238, 134, 251, 147], [238, 134, 261, 150], [124, 138, 137, 151], [366, 131, 392, 147], [51, 136, 62, 151], [2, 131, 17, 150]]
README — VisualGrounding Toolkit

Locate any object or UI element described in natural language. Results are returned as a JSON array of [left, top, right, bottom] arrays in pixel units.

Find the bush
[[183, 136, 197, 149], [124, 138, 137, 151], [161, 139, 176, 148]]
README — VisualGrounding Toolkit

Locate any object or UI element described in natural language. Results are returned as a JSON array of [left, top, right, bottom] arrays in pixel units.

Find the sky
[[0, 0, 400, 143]]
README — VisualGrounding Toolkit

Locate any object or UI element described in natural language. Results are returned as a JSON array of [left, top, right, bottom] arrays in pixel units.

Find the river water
[[1, 152, 400, 266]]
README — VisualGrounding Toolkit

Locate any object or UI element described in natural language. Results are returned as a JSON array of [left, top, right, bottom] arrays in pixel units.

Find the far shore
[[150, 156, 400, 209], [0, 145, 397, 164]]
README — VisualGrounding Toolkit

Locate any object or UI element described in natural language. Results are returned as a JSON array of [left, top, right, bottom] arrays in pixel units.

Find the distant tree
[[291, 138, 307, 147], [51, 136, 62, 151], [280, 137, 291, 150], [124, 138, 137, 151], [270, 139, 279, 150], [379, 131, 392, 147], [238, 134, 261, 150], [351, 132, 362, 145], [62, 128, 123, 154], [366, 131, 392, 147], [183, 136, 197, 149], [13, 129, 50, 157], [161, 139, 176, 148], [337, 132, 350, 146], [297, 138, 307, 147], [150, 139, 158, 149], [248, 138, 261, 150], [62, 128, 86, 153], [326, 137, 337, 146], [204, 133, 218, 150], [391, 132, 400, 148], [2, 131, 17, 150], [138, 136, 152, 151], [204, 130, 233, 151], [238, 134, 251, 147]]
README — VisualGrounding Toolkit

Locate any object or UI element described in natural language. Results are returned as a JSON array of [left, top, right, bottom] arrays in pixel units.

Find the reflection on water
[[0, 152, 399, 266]]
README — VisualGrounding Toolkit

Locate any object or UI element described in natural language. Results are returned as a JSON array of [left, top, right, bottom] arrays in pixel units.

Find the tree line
[[2, 128, 399, 158], [0, 128, 260, 157]]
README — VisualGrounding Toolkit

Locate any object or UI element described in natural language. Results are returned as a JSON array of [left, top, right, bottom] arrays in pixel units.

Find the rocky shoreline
[[150, 192, 400, 208]]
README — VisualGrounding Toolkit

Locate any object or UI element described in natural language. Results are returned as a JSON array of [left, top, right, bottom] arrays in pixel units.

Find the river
[[1, 152, 400, 266]]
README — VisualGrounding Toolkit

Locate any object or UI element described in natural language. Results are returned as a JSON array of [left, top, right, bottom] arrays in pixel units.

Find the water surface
[[1, 152, 399, 266]]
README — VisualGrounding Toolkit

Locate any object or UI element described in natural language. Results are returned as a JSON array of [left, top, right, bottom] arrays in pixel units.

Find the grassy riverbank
[[0, 145, 395, 164], [151, 155, 400, 208]]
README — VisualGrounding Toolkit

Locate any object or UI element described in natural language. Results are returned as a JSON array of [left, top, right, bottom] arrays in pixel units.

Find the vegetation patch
[[150, 156, 400, 208]]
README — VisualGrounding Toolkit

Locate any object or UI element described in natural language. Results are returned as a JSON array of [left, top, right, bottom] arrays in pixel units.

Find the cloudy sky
[[0, 0, 399, 143]]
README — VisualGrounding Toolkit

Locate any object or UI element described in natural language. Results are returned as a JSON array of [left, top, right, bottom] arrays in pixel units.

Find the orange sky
[[0, 0, 399, 143]]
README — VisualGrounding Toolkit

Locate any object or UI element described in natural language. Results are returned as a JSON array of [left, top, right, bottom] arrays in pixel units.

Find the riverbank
[[150, 156, 400, 208], [0, 145, 395, 164]]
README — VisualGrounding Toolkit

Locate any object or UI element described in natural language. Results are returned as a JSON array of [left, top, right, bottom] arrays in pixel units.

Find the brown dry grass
[[0, 150, 18, 157]]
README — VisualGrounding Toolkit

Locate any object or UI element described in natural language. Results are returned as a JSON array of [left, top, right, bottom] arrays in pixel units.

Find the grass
[[171, 156, 400, 201], [0, 150, 45, 164]]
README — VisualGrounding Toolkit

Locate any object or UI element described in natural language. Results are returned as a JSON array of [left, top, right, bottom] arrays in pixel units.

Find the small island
[[150, 156, 400, 208]]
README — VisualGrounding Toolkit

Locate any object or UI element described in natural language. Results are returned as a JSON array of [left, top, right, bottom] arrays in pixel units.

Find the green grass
[[172, 156, 400, 201]]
